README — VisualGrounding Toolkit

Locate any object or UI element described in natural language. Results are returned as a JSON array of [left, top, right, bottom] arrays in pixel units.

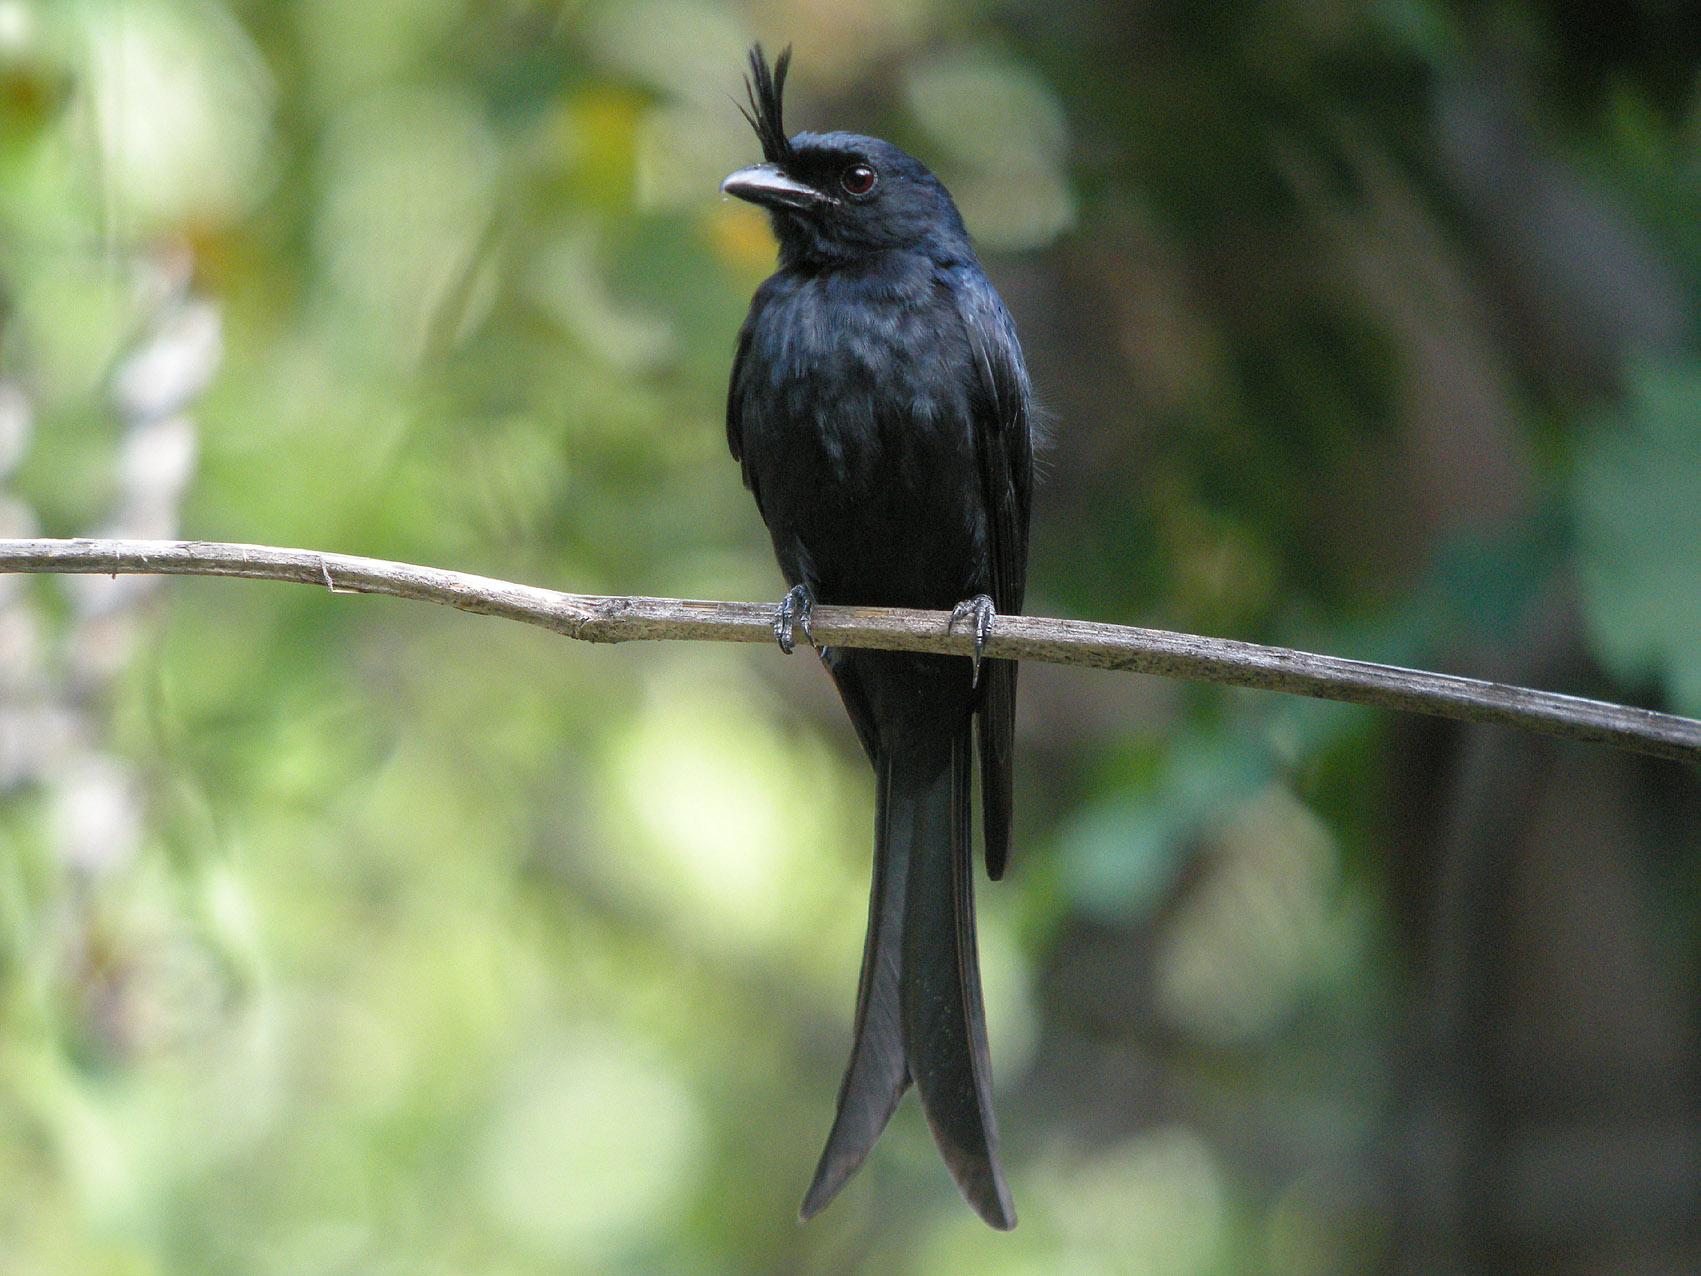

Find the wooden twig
[[1, 537, 1696, 766]]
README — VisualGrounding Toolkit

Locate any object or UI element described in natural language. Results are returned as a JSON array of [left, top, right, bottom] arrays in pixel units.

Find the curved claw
[[948, 594, 997, 688], [774, 583, 817, 655]]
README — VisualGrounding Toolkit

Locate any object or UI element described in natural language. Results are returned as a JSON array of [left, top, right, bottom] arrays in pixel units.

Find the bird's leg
[[774, 583, 818, 655], [948, 594, 997, 688]]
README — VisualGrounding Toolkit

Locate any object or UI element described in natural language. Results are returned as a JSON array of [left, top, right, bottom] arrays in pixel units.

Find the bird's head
[[721, 45, 971, 268]]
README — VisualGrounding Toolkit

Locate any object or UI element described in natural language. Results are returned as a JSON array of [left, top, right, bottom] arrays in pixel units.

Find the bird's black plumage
[[723, 44, 1033, 1230]]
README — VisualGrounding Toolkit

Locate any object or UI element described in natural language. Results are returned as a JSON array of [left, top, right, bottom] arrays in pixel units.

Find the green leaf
[[1576, 358, 1701, 714]]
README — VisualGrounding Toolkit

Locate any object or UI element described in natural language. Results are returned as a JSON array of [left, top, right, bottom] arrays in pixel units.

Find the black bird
[[722, 45, 1033, 1229]]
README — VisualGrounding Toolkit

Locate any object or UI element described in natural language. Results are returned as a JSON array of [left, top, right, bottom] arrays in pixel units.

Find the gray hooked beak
[[721, 162, 834, 210]]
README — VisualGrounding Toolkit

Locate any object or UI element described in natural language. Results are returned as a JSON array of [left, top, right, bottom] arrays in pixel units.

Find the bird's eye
[[840, 164, 877, 196]]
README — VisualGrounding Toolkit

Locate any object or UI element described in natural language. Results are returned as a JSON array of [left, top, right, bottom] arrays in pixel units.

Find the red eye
[[840, 164, 877, 196]]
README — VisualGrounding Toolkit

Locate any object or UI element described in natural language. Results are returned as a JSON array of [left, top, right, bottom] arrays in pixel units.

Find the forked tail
[[799, 731, 1014, 1229]]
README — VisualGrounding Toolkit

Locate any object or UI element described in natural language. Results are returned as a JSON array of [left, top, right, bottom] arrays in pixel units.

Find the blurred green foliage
[[1577, 358, 1701, 714], [0, 0, 1698, 1273]]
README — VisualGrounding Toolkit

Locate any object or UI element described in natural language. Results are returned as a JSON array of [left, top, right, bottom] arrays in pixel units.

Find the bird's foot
[[948, 594, 997, 688], [774, 583, 817, 655]]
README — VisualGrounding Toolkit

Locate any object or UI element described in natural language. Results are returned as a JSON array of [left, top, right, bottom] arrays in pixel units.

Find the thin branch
[[2, 537, 1696, 766]]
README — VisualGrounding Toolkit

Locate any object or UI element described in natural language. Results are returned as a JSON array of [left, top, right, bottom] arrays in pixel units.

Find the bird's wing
[[953, 272, 1032, 617], [726, 314, 755, 472], [951, 269, 1033, 881]]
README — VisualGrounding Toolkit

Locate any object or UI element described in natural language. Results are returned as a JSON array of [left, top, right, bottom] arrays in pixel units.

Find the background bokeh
[[2, 1, 1699, 1272]]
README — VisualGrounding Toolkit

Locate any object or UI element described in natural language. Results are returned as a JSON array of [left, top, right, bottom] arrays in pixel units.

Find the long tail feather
[[800, 755, 911, 1218], [801, 730, 1013, 1228], [902, 734, 1014, 1228], [977, 657, 1018, 880]]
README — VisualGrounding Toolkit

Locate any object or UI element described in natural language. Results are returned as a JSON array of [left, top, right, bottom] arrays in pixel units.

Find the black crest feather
[[739, 43, 793, 165]]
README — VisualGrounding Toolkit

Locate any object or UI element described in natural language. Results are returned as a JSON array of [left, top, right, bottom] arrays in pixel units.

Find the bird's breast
[[752, 277, 970, 462], [736, 267, 989, 609]]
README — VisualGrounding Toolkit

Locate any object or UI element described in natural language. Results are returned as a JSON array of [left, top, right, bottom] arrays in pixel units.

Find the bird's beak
[[721, 162, 832, 211]]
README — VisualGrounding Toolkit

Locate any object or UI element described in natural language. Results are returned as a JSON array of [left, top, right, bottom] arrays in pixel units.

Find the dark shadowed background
[[1, 1, 1698, 1272]]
